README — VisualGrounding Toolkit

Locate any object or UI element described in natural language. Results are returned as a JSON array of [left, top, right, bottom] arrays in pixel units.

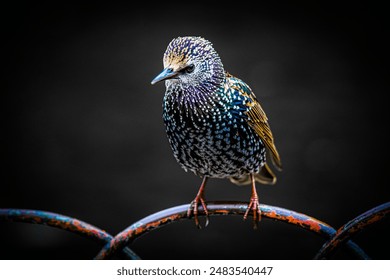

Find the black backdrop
[[2, 2, 388, 259]]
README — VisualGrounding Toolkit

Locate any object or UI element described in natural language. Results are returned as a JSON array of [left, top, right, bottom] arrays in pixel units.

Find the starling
[[151, 36, 282, 228]]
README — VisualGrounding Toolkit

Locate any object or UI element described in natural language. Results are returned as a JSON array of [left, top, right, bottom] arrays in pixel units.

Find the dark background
[[2, 2, 388, 259]]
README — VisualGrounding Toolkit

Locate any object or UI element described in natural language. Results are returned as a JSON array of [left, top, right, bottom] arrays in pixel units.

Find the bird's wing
[[227, 73, 282, 171]]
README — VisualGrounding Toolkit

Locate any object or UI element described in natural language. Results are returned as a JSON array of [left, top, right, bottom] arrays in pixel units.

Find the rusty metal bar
[[314, 201, 390, 259], [0, 208, 140, 260], [94, 201, 369, 260]]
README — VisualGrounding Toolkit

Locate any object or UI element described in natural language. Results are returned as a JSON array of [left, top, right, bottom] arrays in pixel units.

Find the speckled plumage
[[152, 36, 282, 227]]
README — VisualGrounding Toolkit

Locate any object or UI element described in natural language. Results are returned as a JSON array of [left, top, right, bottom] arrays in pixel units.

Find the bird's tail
[[229, 163, 277, 186]]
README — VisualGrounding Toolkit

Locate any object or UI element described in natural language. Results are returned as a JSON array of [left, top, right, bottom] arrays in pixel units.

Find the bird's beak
[[151, 67, 178, 85]]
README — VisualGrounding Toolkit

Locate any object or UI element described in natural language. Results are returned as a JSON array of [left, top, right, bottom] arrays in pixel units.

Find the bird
[[151, 36, 282, 228]]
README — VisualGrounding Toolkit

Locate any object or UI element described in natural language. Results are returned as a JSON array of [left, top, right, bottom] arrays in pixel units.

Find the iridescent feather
[[152, 36, 282, 228]]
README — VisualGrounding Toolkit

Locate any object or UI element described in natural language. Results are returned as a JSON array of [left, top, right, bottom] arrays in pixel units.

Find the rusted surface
[[314, 201, 390, 259], [0, 208, 140, 260], [0, 209, 111, 242], [2, 203, 377, 260], [94, 202, 367, 259], [261, 206, 331, 236]]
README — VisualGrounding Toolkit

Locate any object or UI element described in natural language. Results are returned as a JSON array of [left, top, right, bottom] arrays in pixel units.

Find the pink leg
[[243, 174, 262, 229], [187, 176, 209, 228]]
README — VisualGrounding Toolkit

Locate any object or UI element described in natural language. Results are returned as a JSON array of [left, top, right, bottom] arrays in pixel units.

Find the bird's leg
[[243, 174, 262, 229], [187, 176, 209, 228]]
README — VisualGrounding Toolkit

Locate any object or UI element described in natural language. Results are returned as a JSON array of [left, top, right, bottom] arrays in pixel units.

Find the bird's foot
[[187, 176, 209, 228], [187, 196, 209, 229], [243, 196, 262, 229]]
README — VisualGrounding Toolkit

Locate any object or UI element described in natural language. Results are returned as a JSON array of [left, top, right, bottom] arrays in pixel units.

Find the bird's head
[[151, 36, 225, 93]]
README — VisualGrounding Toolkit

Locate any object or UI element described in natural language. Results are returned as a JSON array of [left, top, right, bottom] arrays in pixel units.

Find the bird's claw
[[187, 197, 209, 229], [243, 197, 262, 229]]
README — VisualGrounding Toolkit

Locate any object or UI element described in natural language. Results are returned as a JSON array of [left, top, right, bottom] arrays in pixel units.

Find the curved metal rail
[[0, 208, 140, 260], [314, 201, 390, 259], [2, 201, 388, 260], [93, 202, 370, 260]]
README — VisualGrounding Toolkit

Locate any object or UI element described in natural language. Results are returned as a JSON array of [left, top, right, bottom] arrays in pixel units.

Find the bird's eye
[[185, 64, 195, 73]]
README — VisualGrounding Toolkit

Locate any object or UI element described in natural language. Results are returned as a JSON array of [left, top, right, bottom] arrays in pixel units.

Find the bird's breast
[[162, 88, 265, 177]]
